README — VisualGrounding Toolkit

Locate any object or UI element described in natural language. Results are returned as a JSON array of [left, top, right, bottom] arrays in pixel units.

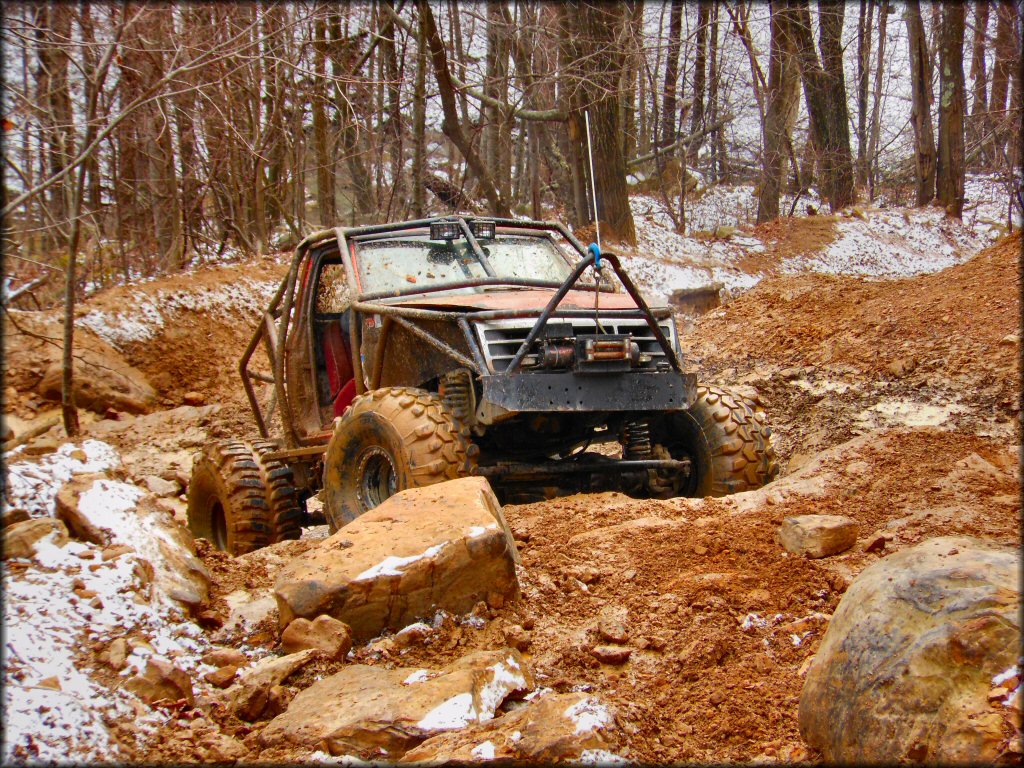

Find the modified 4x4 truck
[[187, 217, 778, 554]]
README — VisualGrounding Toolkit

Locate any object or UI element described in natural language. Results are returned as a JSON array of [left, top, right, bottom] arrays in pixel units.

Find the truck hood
[[388, 288, 642, 312]]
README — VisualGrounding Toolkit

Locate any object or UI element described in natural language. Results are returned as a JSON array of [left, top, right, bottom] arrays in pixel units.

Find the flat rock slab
[[274, 477, 518, 639], [800, 536, 1021, 764], [778, 514, 859, 558], [259, 648, 533, 758]]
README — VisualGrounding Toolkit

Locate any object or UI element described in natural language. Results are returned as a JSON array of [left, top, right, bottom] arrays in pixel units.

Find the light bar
[[470, 219, 496, 239], [430, 221, 462, 241]]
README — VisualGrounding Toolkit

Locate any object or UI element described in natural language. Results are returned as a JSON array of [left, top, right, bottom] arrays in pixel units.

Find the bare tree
[[936, 2, 966, 218], [786, 0, 855, 210], [905, 0, 936, 205], [758, 1, 801, 223]]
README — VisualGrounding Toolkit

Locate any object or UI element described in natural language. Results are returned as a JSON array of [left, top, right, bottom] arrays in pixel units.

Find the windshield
[[354, 235, 575, 294]]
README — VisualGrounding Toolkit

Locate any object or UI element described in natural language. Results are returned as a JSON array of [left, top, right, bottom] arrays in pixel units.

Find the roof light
[[430, 221, 462, 241], [470, 219, 496, 239]]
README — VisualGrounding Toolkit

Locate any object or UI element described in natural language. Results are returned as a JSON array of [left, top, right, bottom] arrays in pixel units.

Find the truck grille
[[474, 318, 678, 373]]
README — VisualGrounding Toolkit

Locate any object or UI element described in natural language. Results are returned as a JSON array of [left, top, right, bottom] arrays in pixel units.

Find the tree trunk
[[968, 2, 990, 150], [787, 0, 856, 210], [661, 0, 683, 149], [937, 2, 966, 218], [417, 0, 511, 217], [906, 0, 936, 205], [708, 2, 722, 181], [412, 10, 427, 218], [563, 2, 636, 245], [855, 0, 874, 186], [689, 2, 710, 167], [758, 1, 801, 223], [866, 1, 889, 199], [312, 16, 336, 224], [989, 0, 1017, 159]]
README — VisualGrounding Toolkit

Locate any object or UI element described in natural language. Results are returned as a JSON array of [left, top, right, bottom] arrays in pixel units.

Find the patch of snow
[[563, 697, 614, 735], [477, 656, 528, 720], [416, 692, 477, 731], [740, 613, 767, 631], [402, 669, 430, 685], [79, 277, 278, 350], [3, 439, 120, 518], [354, 543, 446, 581], [993, 664, 1022, 687], [579, 749, 630, 764], [471, 741, 496, 760], [2, 443, 215, 762]]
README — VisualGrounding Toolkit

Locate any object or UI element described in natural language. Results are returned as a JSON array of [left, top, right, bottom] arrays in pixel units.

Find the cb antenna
[[584, 110, 601, 251]]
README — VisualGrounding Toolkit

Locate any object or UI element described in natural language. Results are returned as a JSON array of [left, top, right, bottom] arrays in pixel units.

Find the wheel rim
[[357, 447, 397, 511], [210, 500, 228, 550]]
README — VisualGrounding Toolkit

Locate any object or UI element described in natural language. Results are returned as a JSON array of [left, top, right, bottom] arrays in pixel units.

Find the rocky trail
[[2, 219, 1021, 764]]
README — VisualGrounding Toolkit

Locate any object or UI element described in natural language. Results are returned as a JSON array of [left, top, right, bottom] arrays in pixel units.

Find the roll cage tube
[[504, 250, 682, 374]]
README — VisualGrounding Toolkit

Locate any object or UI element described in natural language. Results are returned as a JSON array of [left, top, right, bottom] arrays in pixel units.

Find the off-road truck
[[186, 217, 778, 554]]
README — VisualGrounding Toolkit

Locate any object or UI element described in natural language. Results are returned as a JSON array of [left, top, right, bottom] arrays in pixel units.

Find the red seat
[[322, 321, 356, 416]]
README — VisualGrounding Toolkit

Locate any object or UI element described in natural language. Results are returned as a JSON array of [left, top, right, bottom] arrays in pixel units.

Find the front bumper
[[481, 370, 696, 412]]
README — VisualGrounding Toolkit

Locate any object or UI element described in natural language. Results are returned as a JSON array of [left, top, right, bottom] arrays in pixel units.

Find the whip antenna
[[584, 110, 601, 251]]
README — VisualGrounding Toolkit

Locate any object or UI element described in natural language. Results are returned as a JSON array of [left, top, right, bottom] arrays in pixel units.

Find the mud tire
[[659, 384, 780, 497], [322, 387, 472, 532], [186, 440, 303, 555]]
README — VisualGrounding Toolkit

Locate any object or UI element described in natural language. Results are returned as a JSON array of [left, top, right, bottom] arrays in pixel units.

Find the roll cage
[[240, 216, 687, 457]]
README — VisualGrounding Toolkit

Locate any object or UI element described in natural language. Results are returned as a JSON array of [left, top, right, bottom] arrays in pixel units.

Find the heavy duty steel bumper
[[481, 370, 697, 412]]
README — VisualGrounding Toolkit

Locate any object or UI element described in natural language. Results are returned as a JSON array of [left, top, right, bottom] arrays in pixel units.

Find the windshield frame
[[347, 221, 610, 301]]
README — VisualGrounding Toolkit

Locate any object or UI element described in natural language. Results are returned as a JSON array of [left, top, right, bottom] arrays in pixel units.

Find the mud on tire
[[186, 440, 303, 555], [657, 384, 780, 497], [322, 386, 473, 532]]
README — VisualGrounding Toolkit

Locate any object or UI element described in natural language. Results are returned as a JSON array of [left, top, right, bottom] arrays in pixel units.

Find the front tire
[[186, 441, 303, 555], [322, 387, 472, 532], [656, 384, 779, 497]]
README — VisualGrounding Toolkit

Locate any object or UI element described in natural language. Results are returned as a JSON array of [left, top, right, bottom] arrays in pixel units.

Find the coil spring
[[623, 420, 653, 460], [441, 370, 473, 424]]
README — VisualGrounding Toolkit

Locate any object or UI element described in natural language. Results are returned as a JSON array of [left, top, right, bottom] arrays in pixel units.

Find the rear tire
[[322, 387, 472, 532], [186, 441, 303, 555], [657, 384, 779, 497]]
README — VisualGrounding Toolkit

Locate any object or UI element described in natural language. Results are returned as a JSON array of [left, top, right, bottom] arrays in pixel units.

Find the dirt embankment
[[684, 233, 1021, 465]]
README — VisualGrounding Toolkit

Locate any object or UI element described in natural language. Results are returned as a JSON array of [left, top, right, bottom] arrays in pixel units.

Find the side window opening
[[312, 259, 356, 418]]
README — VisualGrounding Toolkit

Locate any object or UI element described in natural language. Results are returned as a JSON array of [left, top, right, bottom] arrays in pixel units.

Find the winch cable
[[584, 110, 608, 336], [588, 242, 608, 335]]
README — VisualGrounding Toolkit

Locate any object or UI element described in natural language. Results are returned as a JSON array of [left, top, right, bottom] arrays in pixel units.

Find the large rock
[[281, 615, 353, 660], [259, 648, 533, 758], [778, 514, 859, 558], [38, 353, 156, 415], [401, 692, 619, 763], [124, 658, 194, 706], [274, 477, 518, 639], [1, 518, 69, 560], [221, 648, 320, 722], [800, 536, 1020, 764], [55, 475, 210, 607]]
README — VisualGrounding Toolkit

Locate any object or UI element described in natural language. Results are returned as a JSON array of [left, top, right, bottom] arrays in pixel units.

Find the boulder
[[38, 353, 156, 415], [590, 646, 631, 665], [281, 615, 353, 660], [1, 506, 31, 529], [259, 648, 533, 758], [274, 477, 519, 640], [202, 648, 248, 668], [55, 476, 210, 608], [204, 665, 239, 689], [799, 536, 1021, 764], [778, 514, 859, 558], [124, 658, 194, 706], [401, 692, 618, 763], [2, 517, 69, 560], [142, 474, 181, 498], [221, 649, 319, 722]]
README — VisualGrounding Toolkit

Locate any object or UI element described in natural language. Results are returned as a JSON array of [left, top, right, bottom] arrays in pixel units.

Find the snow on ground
[[79, 277, 279, 350], [1, 440, 215, 763], [616, 174, 1016, 304], [782, 206, 994, 279], [3, 439, 120, 518]]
